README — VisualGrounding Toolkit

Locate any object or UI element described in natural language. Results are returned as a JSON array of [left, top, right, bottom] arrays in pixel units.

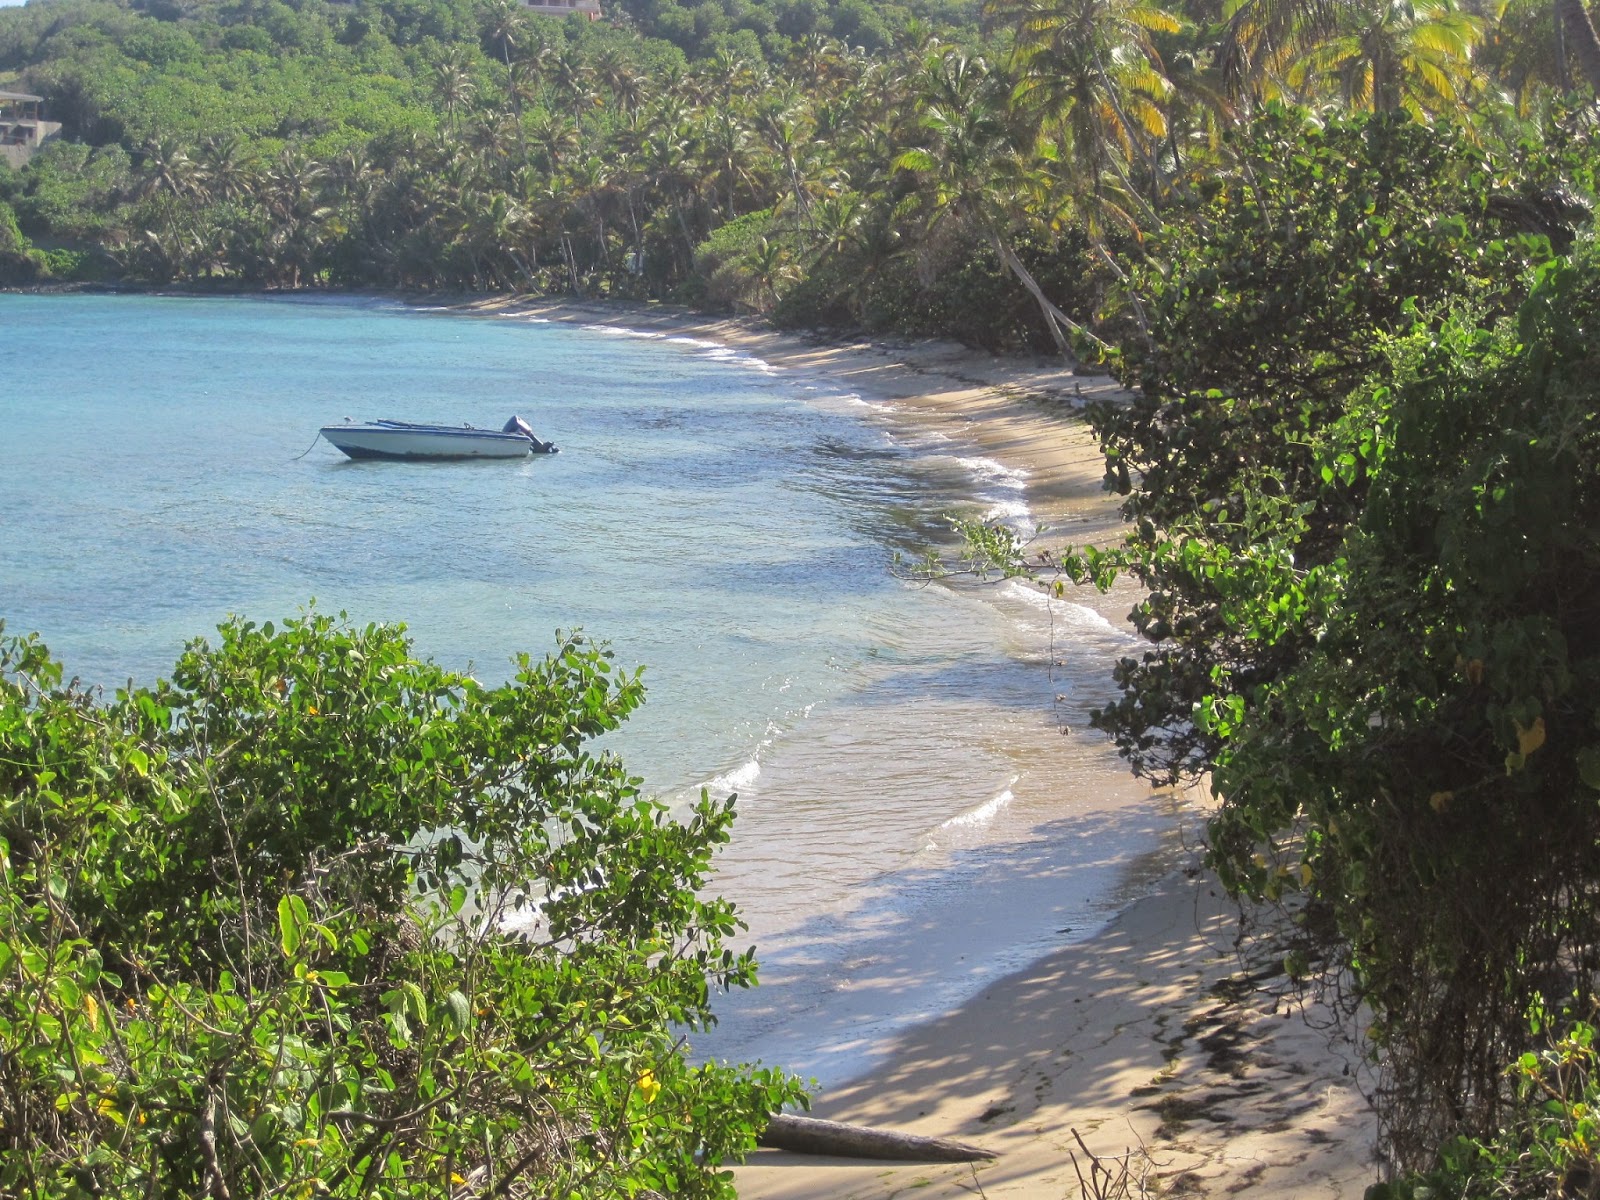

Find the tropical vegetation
[[5, 0, 1600, 1191], [0, 613, 803, 1198]]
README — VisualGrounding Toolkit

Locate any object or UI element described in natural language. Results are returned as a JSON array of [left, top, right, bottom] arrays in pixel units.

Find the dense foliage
[[977, 108, 1600, 1176], [0, 0, 1590, 350], [7, 0, 1600, 1184], [0, 614, 801, 1198]]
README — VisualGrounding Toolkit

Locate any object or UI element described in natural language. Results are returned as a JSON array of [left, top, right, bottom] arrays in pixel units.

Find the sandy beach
[[466, 296, 1381, 1198]]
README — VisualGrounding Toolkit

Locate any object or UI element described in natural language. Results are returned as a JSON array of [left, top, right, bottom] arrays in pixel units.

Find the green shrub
[[0, 613, 802, 1198], [692, 208, 795, 310], [1374, 1016, 1600, 1200], [0, 199, 41, 284]]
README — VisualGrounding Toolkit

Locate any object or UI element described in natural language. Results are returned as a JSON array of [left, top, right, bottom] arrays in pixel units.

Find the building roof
[[0, 91, 44, 103]]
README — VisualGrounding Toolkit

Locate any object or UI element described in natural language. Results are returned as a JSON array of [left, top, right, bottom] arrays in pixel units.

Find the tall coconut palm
[[433, 49, 478, 134], [261, 149, 331, 288], [1479, 0, 1565, 104], [549, 45, 597, 114], [197, 135, 255, 206], [699, 104, 757, 219], [132, 138, 204, 279], [593, 47, 649, 114], [1286, 0, 1484, 117], [756, 96, 821, 225], [638, 120, 701, 267], [483, 0, 526, 66], [743, 236, 795, 310], [1218, 0, 1335, 97], [892, 50, 1094, 360], [134, 137, 201, 203], [988, 0, 1182, 200]]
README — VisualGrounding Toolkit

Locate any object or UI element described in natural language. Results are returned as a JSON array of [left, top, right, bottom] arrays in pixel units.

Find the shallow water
[[0, 292, 1166, 1084]]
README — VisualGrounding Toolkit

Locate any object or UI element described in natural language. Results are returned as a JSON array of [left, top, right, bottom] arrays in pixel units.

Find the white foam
[[984, 497, 1033, 526], [1000, 581, 1139, 642], [939, 784, 1017, 830], [813, 390, 891, 415], [580, 323, 665, 339], [705, 758, 761, 797], [954, 454, 1029, 488], [573, 325, 778, 373]]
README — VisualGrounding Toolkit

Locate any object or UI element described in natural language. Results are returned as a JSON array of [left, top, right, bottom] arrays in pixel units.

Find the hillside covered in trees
[[0, 0, 1587, 349], [4, 0, 1600, 1194]]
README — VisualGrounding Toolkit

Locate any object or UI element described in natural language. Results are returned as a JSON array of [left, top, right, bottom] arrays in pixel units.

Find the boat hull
[[320, 425, 535, 461]]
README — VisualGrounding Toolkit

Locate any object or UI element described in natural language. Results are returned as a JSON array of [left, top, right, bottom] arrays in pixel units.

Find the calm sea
[[0, 293, 1171, 1083]]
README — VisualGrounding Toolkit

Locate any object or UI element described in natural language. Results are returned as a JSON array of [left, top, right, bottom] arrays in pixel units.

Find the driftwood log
[[757, 1113, 996, 1163]]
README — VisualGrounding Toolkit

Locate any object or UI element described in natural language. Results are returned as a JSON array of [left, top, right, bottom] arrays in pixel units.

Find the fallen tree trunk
[[757, 1113, 996, 1163]]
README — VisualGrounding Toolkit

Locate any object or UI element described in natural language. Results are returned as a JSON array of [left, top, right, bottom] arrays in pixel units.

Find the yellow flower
[[636, 1070, 661, 1104]]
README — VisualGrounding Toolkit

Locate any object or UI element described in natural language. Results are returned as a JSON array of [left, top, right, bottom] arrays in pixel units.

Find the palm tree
[[132, 138, 203, 279], [756, 96, 821, 225], [261, 149, 331, 289], [743, 236, 795, 310], [1479, 0, 1565, 104], [1218, 0, 1502, 104], [593, 47, 649, 114], [549, 45, 597, 114], [892, 51, 1094, 360], [433, 49, 478, 135], [1160, 48, 1236, 175], [638, 119, 701, 268], [699, 104, 757, 220], [134, 137, 201, 203], [567, 153, 616, 275], [197, 135, 255, 206], [483, 0, 526, 66], [527, 110, 579, 174], [988, 0, 1181, 200], [1286, 0, 1484, 117]]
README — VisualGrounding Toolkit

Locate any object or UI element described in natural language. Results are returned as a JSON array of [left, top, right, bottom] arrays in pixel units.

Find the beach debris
[[757, 1113, 996, 1162]]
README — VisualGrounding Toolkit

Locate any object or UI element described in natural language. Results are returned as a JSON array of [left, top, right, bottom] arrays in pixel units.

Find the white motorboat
[[320, 416, 558, 461]]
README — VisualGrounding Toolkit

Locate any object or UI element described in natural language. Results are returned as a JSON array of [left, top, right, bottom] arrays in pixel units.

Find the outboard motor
[[502, 415, 558, 454]]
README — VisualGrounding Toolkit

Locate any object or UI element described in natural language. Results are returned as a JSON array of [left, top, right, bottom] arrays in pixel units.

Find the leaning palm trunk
[[1557, 0, 1600, 90], [986, 228, 1111, 365]]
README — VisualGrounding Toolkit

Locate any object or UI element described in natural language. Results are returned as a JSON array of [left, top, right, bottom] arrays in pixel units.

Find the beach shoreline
[[460, 295, 1380, 1198], [460, 295, 1127, 542], [733, 855, 1378, 1200]]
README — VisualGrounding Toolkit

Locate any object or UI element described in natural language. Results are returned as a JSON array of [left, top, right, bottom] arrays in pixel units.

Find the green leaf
[[445, 990, 471, 1035], [277, 894, 303, 958]]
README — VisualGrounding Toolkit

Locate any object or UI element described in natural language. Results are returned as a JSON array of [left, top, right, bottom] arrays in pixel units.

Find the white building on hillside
[[0, 91, 61, 170], [518, 0, 602, 19]]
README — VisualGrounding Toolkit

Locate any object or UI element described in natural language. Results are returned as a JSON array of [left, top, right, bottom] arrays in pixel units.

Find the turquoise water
[[4, 294, 974, 785], [0, 293, 1167, 1082]]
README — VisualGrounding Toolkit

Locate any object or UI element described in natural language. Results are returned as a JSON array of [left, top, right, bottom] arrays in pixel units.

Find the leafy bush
[[691, 208, 790, 310], [1087, 107, 1564, 788], [958, 110, 1600, 1168], [0, 613, 801, 1198], [1182, 240, 1600, 1164], [1374, 1017, 1600, 1200], [0, 199, 41, 283]]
